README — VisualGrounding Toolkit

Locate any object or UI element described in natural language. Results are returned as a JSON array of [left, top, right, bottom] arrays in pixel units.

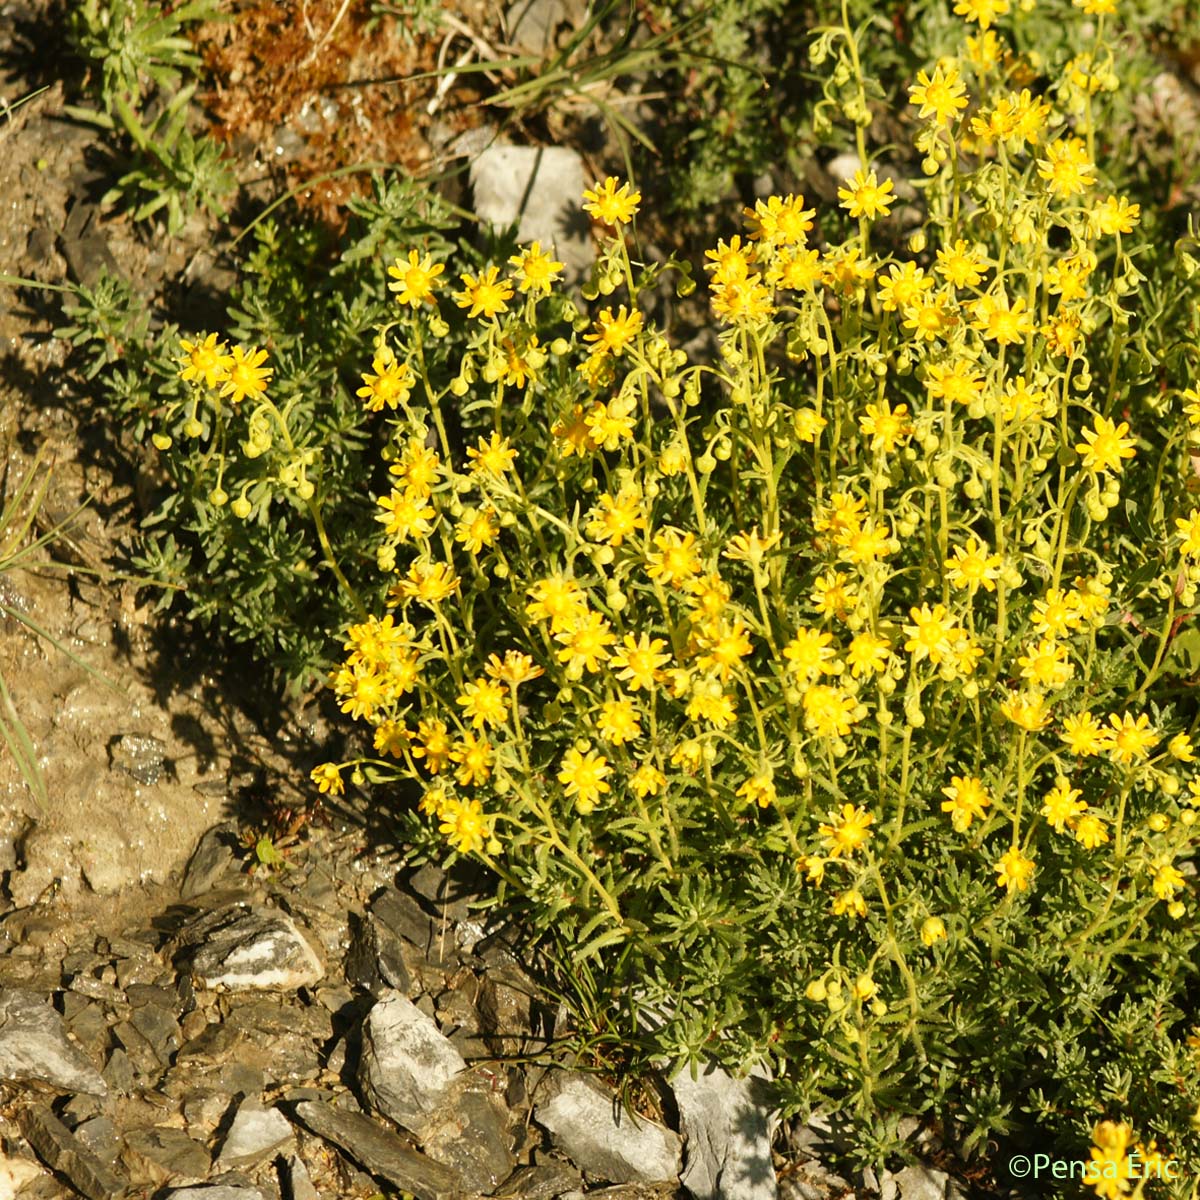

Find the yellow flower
[[598, 696, 641, 745], [1036, 137, 1096, 199], [375, 491, 435, 541], [558, 747, 611, 813], [357, 348, 414, 413], [1177, 512, 1200, 558], [394, 560, 459, 605], [467, 432, 518, 477], [1084, 1121, 1134, 1200], [583, 176, 640, 225], [450, 732, 494, 787], [1074, 812, 1109, 849], [877, 261, 934, 312], [526, 575, 588, 631], [859, 400, 913, 454], [438, 796, 488, 854], [908, 64, 969, 125], [970, 293, 1035, 345], [1104, 713, 1159, 765], [390, 438, 441, 499], [647, 529, 703, 588], [1033, 588, 1083, 637], [1042, 781, 1087, 832], [454, 265, 513, 319], [946, 536, 1001, 591], [587, 487, 647, 547], [387, 249, 445, 307], [413, 717, 452, 774], [704, 235, 755, 283], [374, 720, 410, 758], [1017, 638, 1073, 689], [832, 889, 868, 918], [1076, 416, 1136, 474], [455, 677, 508, 729], [311, 762, 344, 795], [610, 633, 670, 691], [935, 239, 988, 289], [1153, 862, 1185, 900], [742, 194, 815, 245], [179, 332, 233, 387], [1061, 712, 1110, 756], [710, 274, 775, 324], [901, 291, 957, 341], [920, 916, 947, 946], [1169, 732, 1196, 762], [630, 763, 666, 798], [904, 603, 958, 664], [455, 508, 500, 555], [736, 774, 777, 808], [584, 305, 644, 356], [953, 0, 1009, 29], [696, 619, 754, 680], [941, 775, 991, 832], [1000, 690, 1052, 731], [220, 345, 273, 405], [783, 627, 838, 680], [1090, 194, 1140, 237], [995, 846, 1035, 892], [803, 685, 858, 738], [811, 571, 857, 621], [819, 803, 874, 857], [836, 168, 896, 220], [846, 632, 890, 677], [484, 650, 543, 687], [555, 611, 616, 675], [507, 241, 564, 294]]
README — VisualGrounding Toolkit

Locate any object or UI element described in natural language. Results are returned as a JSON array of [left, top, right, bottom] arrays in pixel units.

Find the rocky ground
[[0, 816, 974, 1200]]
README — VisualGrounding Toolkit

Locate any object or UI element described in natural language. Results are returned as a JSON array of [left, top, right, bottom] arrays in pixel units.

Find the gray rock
[[130, 1003, 182, 1062], [358, 993, 466, 1130], [345, 911, 412, 997], [108, 733, 169, 785], [73, 1117, 121, 1166], [177, 904, 324, 991], [672, 1061, 776, 1200], [290, 1099, 464, 1200], [0, 988, 107, 1095], [417, 1084, 515, 1193], [504, 0, 587, 52], [123, 1126, 211, 1182], [494, 1160, 584, 1198], [112, 1017, 165, 1077], [0, 1152, 45, 1197], [215, 1105, 295, 1171], [19, 1106, 127, 1200], [167, 1189, 263, 1200], [535, 1074, 682, 1185], [468, 144, 592, 282], [279, 1155, 318, 1200], [181, 824, 243, 900], [885, 1164, 949, 1200]]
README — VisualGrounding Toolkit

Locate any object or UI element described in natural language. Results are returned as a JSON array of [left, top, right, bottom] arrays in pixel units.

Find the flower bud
[[209, 487, 228, 507], [805, 979, 827, 1002], [152, 433, 172, 451], [231, 496, 252, 520], [921, 916, 947, 946]]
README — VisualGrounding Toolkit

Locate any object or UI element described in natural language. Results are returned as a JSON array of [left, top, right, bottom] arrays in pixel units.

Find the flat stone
[[494, 1160, 584, 1199], [176, 904, 323, 991], [371, 889, 435, 949], [358, 993, 466, 1130], [0, 1152, 45, 1198], [535, 1074, 682, 1186], [672, 1061, 776, 1200], [0, 988, 107, 1095], [166, 1189, 263, 1200], [102, 1047, 135, 1096], [224, 1000, 332, 1042], [417, 1083, 515, 1193], [112, 1018, 165, 1077], [504, 0, 587, 53], [73, 1117, 121, 1166], [290, 1099, 464, 1200], [122, 1127, 211, 1182], [215, 1106, 295, 1171], [19, 1105, 128, 1200], [346, 912, 413, 997], [181, 824, 243, 900], [129, 1003, 182, 1062], [885, 1164, 949, 1200], [469, 145, 592, 283]]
